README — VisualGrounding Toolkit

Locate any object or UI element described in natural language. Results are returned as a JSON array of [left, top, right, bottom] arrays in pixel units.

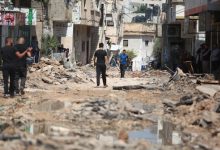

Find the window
[[145, 40, 149, 46], [123, 40, 128, 47]]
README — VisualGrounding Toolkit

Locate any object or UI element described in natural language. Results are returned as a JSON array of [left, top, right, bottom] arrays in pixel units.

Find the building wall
[[49, 0, 72, 22], [31, 0, 43, 48], [120, 35, 154, 71], [78, 0, 101, 27], [74, 25, 99, 64], [120, 35, 155, 58]]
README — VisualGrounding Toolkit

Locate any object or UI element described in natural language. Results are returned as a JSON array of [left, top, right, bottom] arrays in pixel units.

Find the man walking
[[15, 37, 32, 95], [119, 50, 128, 78], [94, 43, 108, 88], [0, 37, 17, 97]]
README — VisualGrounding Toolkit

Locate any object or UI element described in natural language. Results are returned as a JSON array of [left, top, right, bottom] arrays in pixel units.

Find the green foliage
[[134, 5, 147, 13], [41, 35, 59, 56], [126, 50, 137, 60], [153, 38, 162, 59]]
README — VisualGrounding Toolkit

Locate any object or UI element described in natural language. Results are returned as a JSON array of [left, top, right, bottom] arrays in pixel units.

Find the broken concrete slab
[[196, 85, 220, 97], [42, 77, 53, 84], [113, 85, 146, 90]]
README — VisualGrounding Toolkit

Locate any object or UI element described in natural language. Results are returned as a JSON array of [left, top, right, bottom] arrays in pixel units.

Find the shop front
[[0, 11, 25, 46]]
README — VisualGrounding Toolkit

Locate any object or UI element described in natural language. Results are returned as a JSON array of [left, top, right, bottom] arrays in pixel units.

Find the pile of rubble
[[160, 68, 220, 149], [27, 58, 91, 87], [126, 70, 169, 78]]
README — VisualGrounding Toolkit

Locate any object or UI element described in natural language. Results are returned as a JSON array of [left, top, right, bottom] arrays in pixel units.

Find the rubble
[[27, 57, 90, 86], [1, 62, 220, 149]]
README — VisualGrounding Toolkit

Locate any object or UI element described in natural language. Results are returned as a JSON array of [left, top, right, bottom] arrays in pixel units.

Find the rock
[[0, 134, 21, 141], [196, 85, 220, 97], [177, 95, 193, 106], [49, 126, 71, 136], [54, 82, 61, 85], [192, 111, 219, 128], [214, 103, 220, 113], [162, 99, 178, 108], [192, 118, 212, 128], [103, 111, 118, 119], [92, 106, 101, 112], [42, 77, 53, 84], [59, 78, 68, 84], [29, 67, 37, 73], [195, 94, 210, 102], [42, 65, 53, 72], [118, 130, 128, 143]]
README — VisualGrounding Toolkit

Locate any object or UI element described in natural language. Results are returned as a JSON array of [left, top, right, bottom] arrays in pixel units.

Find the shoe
[[10, 94, 15, 98], [3, 94, 10, 98], [15, 92, 20, 96], [103, 85, 108, 88], [21, 90, 25, 95]]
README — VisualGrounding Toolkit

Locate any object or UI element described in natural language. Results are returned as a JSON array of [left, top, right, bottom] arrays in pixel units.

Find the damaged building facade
[[72, 0, 101, 64], [121, 0, 164, 71], [162, 0, 220, 73]]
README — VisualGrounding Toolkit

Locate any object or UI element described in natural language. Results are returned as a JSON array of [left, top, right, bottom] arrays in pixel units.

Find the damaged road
[[0, 60, 220, 150]]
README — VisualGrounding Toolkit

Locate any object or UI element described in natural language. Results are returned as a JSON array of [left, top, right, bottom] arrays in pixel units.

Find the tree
[[126, 50, 137, 60], [134, 4, 147, 13], [41, 35, 59, 57]]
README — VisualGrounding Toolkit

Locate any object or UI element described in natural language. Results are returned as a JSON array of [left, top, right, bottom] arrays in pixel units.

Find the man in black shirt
[[0, 37, 17, 97], [14, 37, 32, 95], [94, 43, 108, 87]]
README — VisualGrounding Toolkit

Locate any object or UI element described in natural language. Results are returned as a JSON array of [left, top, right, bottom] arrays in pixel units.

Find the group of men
[[94, 43, 129, 87], [196, 43, 220, 73], [1, 37, 32, 98]]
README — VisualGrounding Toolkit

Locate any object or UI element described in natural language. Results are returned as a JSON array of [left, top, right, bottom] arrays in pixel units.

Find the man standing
[[94, 43, 108, 88], [211, 44, 220, 73], [15, 37, 32, 95], [196, 44, 204, 73], [202, 44, 211, 73], [31, 36, 40, 63], [119, 50, 128, 78], [0, 37, 17, 97]]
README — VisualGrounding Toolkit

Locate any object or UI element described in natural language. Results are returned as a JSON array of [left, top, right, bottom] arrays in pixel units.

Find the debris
[[0, 134, 21, 141], [192, 118, 212, 128], [196, 85, 220, 97], [197, 79, 220, 85], [177, 95, 193, 106], [214, 103, 220, 113], [168, 68, 186, 82], [42, 77, 53, 84], [113, 85, 146, 90]]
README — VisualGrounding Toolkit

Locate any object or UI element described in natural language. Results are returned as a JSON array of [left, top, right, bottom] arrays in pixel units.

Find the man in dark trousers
[[119, 50, 128, 78], [15, 37, 32, 95], [31, 36, 40, 63], [94, 43, 108, 88], [0, 37, 17, 97]]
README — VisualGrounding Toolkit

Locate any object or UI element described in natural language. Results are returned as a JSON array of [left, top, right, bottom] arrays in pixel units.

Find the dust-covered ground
[[0, 58, 220, 150]]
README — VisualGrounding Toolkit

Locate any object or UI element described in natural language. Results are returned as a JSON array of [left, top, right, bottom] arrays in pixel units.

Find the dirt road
[[0, 63, 220, 150]]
